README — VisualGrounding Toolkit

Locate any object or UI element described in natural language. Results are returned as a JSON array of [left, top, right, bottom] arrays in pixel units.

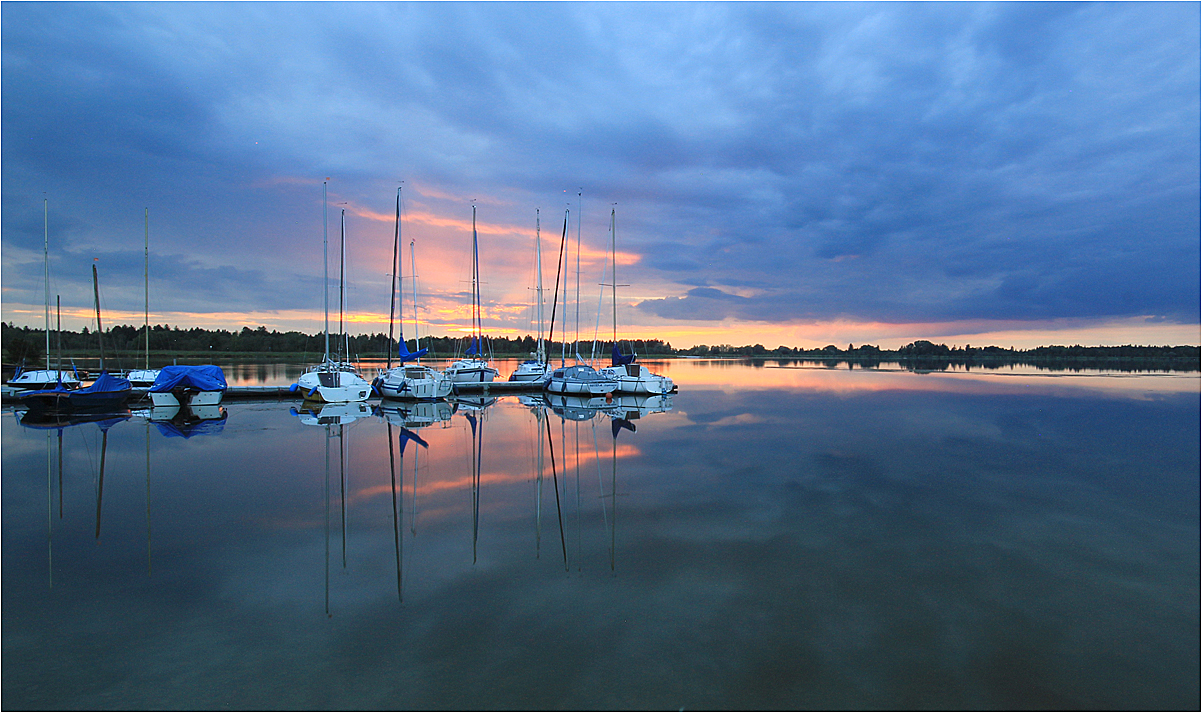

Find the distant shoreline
[[3, 349, 1198, 376], [2, 322, 1199, 373]]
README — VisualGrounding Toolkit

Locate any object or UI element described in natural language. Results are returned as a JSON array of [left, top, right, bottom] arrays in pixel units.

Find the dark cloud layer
[[2, 2, 1198, 329]]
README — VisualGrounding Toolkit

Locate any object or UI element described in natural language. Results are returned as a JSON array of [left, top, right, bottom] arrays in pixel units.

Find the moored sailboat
[[126, 208, 161, 389], [293, 187, 372, 403], [510, 209, 550, 382], [22, 264, 132, 415], [445, 205, 499, 384], [596, 208, 674, 395], [542, 204, 617, 396], [376, 186, 452, 401], [7, 200, 82, 391]]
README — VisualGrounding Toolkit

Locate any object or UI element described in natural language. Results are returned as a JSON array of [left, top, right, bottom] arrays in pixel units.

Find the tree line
[[0, 322, 674, 366], [2, 322, 1197, 371]]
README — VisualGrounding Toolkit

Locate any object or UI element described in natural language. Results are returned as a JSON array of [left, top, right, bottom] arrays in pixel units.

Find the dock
[[2, 381, 545, 406], [451, 380, 541, 395]]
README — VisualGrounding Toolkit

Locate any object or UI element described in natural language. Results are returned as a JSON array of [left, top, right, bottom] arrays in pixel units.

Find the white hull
[[296, 364, 372, 402], [7, 369, 82, 391], [508, 361, 549, 382], [126, 369, 161, 389], [149, 389, 224, 407], [377, 365, 452, 400], [544, 379, 614, 396], [544, 365, 619, 396], [446, 359, 499, 384], [598, 364, 675, 395]]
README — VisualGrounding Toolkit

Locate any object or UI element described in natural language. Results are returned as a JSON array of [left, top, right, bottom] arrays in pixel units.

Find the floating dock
[[451, 381, 541, 395], [2, 381, 546, 405]]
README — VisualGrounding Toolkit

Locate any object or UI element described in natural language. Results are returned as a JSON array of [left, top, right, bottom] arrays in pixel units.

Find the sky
[[2, 1, 1199, 350]]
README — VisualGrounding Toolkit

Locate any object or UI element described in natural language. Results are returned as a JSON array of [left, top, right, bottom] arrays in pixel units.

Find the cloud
[[1, 2, 1197, 338]]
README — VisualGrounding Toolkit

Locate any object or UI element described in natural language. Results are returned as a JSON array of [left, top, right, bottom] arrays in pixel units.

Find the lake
[[3, 359, 1199, 710]]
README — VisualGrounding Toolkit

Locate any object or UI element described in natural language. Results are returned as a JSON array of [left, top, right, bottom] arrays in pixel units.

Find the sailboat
[[509, 209, 550, 382], [294, 185, 372, 403], [22, 264, 132, 414], [445, 205, 500, 384], [376, 187, 452, 400], [8, 200, 82, 391], [543, 204, 618, 397], [596, 208, 675, 395], [126, 209, 161, 389]]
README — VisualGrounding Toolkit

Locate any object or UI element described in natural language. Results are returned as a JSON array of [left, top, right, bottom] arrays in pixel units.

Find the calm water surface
[[3, 360, 1199, 710]]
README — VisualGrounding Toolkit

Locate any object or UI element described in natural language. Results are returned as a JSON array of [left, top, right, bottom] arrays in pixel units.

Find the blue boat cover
[[398, 346, 429, 362], [83, 370, 134, 394], [611, 345, 636, 366], [149, 365, 227, 393]]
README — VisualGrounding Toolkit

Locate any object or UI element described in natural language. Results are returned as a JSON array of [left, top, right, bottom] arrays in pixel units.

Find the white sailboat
[[127, 209, 161, 389], [445, 205, 499, 384], [509, 209, 550, 382], [596, 208, 675, 395], [376, 186, 451, 400], [543, 203, 618, 397], [9, 200, 82, 391], [294, 186, 372, 403]]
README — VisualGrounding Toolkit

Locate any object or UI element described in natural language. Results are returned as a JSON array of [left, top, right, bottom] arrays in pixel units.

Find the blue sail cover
[[398, 346, 429, 362], [148, 365, 227, 393], [611, 345, 636, 366], [465, 337, 480, 356]]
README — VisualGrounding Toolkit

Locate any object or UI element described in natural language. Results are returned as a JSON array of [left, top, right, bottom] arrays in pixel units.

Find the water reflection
[[276, 393, 677, 615], [291, 401, 372, 425], [137, 404, 227, 438], [3, 368, 1197, 710]]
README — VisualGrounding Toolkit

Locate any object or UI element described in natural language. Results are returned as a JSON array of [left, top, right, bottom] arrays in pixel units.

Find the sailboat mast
[[575, 190, 582, 358], [144, 208, 149, 370], [44, 199, 49, 370], [339, 209, 347, 361], [611, 208, 617, 346], [323, 180, 330, 362], [472, 205, 480, 351], [548, 210, 568, 366], [92, 263, 105, 371], [387, 189, 400, 370], [410, 238, 420, 359], [536, 209, 544, 363], [56, 296, 62, 377]]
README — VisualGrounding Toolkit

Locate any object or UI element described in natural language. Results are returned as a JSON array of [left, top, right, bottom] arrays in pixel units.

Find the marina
[[2, 3, 1199, 710]]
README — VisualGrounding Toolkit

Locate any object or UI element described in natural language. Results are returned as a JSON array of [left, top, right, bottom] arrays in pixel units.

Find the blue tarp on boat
[[611, 345, 636, 366], [20, 370, 132, 414], [148, 365, 227, 393], [84, 370, 134, 394]]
